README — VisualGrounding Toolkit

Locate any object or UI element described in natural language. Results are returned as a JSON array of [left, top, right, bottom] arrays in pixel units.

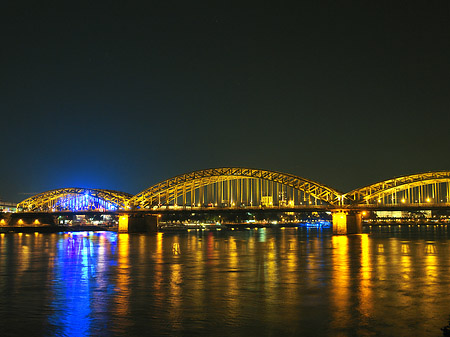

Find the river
[[1, 226, 450, 336]]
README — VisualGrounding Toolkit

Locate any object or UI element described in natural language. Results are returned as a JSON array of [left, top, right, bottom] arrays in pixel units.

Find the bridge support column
[[332, 210, 362, 235], [118, 214, 158, 233]]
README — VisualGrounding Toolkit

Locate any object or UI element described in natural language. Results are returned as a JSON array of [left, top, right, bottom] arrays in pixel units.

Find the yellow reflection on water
[[115, 234, 130, 319], [139, 235, 146, 259], [330, 235, 350, 330], [399, 240, 412, 304], [266, 242, 277, 290], [153, 233, 164, 305], [419, 245, 440, 324], [172, 235, 180, 257], [398, 249, 412, 312], [377, 243, 384, 253], [16, 236, 30, 281], [424, 251, 438, 283], [190, 239, 205, 321], [156, 232, 163, 260], [286, 238, 298, 277], [401, 242, 410, 254], [424, 242, 437, 254], [262, 236, 281, 326], [280, 235, 300, 325], [169, 262, 182, 330], [375, 240, 387, 282], [359, 234, 372, 320], [226, 237, 239, 319]]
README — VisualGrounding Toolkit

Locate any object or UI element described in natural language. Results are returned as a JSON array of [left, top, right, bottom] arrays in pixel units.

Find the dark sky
[[1, 1, 449, 202]]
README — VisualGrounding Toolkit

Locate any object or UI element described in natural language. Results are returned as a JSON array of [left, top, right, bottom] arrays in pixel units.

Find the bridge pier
[[332, 210, 362, 235], [118, 214, 158, 233]]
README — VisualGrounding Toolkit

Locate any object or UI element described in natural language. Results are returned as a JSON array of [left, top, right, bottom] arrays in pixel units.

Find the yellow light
[[378, 199, 382, 203], [401, 199, 406, 203], [18, 219, 24, 225], [34, 219, 40, 225], [426, 198, 431, 203], [118, 215, 129, 233], [362, 211, 367, 216]]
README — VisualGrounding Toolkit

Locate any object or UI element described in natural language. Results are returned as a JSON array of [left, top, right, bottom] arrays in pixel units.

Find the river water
[[1, 226, 450, 336]]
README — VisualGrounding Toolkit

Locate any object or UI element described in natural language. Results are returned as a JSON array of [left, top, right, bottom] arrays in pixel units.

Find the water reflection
[[1, 227, 450, 336], [47, 234, 88, 335], [113, 233, 131, 333], [358, 234, 373, 328], [330, 236, 350, 332]]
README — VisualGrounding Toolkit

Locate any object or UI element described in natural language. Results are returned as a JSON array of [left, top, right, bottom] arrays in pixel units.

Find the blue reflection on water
[[298, 220, 331, 228], [47, 232, 117, 336]]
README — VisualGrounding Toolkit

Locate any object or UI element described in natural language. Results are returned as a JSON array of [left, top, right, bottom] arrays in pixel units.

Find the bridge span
[[10, 168, 450, 234]]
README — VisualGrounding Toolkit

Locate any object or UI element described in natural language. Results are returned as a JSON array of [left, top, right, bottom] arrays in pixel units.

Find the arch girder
[[130, 167, 343, 207], [17, 188, 133, 211], [347, 171, 450, 204]]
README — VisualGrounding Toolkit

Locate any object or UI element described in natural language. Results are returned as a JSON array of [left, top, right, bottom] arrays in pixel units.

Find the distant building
[[278, 191, 287, 206], [0, 200, 17, 213], [375, 210, 432, 218], [261, 196, 273, 207]]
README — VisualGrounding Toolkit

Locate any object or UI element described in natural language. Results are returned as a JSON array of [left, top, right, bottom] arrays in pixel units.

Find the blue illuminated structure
[[55, 193, 118, 211], [17, 188, 133, 212]]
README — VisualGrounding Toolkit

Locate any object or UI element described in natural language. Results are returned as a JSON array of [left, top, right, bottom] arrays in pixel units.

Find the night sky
[[1, 2, 449, 202]]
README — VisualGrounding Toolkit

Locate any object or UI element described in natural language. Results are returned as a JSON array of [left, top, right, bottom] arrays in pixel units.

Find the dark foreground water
[[1, 226, 450, 336]]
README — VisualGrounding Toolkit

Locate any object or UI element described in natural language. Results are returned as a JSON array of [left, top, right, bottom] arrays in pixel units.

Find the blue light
[[298, 221, 331, 228], [54, 193, 118, 211], [46, 232, 118, 335]]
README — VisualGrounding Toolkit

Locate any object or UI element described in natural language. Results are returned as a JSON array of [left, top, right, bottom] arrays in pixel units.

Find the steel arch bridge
[[14, 169, 450, 213], [129, 167, 344, 208], [17, 188, 133, 212], [346, 171, 450, 205]]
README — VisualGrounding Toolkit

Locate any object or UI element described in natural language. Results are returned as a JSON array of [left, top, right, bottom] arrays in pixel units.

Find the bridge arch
[[17, 188, 133, 211], [130, 167, 344, 208], [346, 171, 450, 205]]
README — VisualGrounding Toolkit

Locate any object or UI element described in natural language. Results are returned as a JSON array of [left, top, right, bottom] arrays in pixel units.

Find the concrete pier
[[332, 210, 362, 235], [119, 214, 158, 233]]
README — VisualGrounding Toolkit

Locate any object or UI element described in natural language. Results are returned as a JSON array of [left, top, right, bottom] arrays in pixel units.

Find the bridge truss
[[346, 171, 450, 205], [130, 167, 343, 209], [17, 188, 133, 212], [16, 170, 450, 213]]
